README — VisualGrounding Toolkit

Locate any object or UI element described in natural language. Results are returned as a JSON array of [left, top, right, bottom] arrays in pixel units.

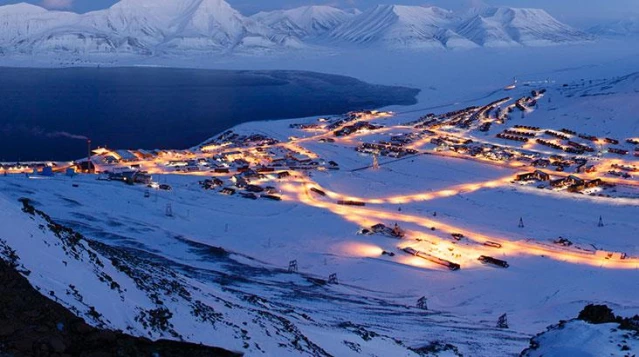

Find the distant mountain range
[[588, 18, 639, 37], [0, 0, 594, 57]]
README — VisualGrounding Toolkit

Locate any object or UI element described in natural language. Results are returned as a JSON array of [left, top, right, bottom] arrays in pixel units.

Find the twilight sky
[[2, 0, 637, 26]]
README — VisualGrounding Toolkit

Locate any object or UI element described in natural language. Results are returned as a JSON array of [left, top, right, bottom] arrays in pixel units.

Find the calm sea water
[[0, 67, 418, 161]]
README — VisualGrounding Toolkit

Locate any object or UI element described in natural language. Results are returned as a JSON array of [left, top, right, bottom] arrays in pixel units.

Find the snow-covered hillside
[[0, 196, 410, 356], [523, 73, 639, 139], [326, 5, 476, 50], [252, 6, 356, 39], [0, 1, 591, 57], [521, 320, 638, 357], [0, 192, 531, 356], [456, 8, 590, 47]]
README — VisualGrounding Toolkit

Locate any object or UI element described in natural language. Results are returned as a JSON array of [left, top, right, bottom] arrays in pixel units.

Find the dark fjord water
[[0, 67, 419, 161]]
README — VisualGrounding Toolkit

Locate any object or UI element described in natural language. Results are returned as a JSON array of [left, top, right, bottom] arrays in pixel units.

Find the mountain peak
[[589, 17, 639, 37], [0, 2, 47, 14], [252, 5, 354, 38], [328, 4, 465, 49], [457, 6, 589, 46]]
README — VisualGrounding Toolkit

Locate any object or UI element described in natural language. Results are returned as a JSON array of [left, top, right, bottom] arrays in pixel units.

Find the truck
[[310, 187, 327, 196], [403, 247, 461, 271], [478, 255, 509, 268]]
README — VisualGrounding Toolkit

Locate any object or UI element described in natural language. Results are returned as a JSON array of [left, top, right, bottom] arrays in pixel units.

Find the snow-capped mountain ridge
[[0, 1, 592, 56], [588, 18, 639, 37], [327, 5, 589, 49], [252, 6, 355, 38], [0, 0, 290, 54], [327, 5, 464, 49], [457, 7, 590, 46]]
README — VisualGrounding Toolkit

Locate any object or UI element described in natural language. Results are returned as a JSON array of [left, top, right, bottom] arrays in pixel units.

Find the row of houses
[[200, 131, 280, 152], [611, 164, 638, 172], [106, 171, 153, 185], [608, 148, 629, 156], [356, 142, 418, 158], [516, 170, 607, 193], [95, 148, 198, 165], [504, 129, 536, 138], [514, 125, 541, 131], [324, 110, 389, 131], [515, 170, 550, 182], [608, 170, 632, 179], [567, 141, 595, 153], [566, 178, 605, 193], [497, 133, 529, 143], [334, 122, 384, 137], [550, 175, 605, 192], [545, 130, 571, 141], [219, 187, 281, 201]]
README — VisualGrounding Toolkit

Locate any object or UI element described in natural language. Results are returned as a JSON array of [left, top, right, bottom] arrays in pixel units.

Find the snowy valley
[[2, 63, 639, 355]]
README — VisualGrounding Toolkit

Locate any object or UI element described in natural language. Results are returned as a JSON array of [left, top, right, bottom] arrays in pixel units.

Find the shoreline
[[0, 67, 419, 162]]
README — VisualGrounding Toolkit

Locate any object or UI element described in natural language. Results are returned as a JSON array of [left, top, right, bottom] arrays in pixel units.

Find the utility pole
[[288, 260, 298, 273], [86, 139, 92, 173], [417, 296, 428, 310], [497, 313, 509, 329], [328, 273, 338, 285]]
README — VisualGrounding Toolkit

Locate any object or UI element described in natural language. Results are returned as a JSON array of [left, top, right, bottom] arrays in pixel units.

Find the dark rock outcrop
[[577, 304, 617, 325], [0, 259, 241, 357], [578, 304, 639, 331]]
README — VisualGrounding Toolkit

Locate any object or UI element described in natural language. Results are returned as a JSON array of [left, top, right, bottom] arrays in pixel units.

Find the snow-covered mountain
[[327, 5, 477, 50], [327, 5, 588, 50], [0, 0, 296, 55], [0, 1, 592, 57], [252, 6, 356, 39], [456, 7, 590, 47], [588, 18, 639, 37]]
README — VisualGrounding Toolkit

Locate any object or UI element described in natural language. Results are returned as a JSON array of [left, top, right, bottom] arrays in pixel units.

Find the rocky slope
[[521, 305, 639, 357], [0, 258, 238, 356], [0, 196, 449, 356]]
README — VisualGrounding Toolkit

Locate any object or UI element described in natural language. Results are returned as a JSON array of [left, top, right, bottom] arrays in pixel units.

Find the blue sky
[[3, 0, 637, 26]]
